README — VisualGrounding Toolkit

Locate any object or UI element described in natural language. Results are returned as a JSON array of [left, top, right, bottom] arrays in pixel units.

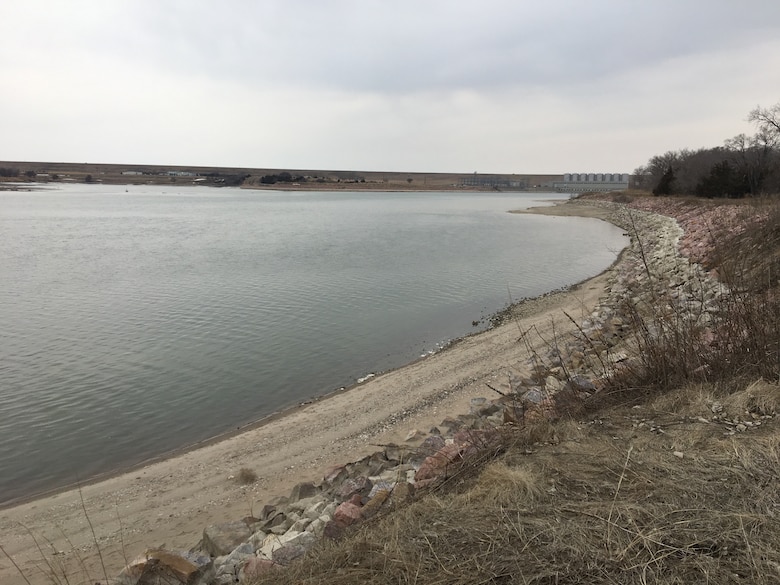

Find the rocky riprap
[[115, 199, 729, 585]]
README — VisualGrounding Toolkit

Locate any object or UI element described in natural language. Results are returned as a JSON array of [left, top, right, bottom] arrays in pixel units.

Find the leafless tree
[[724, 131, 778, 194], [748, 102, 780, 138]]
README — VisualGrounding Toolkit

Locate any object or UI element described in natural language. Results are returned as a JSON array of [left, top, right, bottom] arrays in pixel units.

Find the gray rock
[[272, 543, 307, 566], [337, 476, 373, 500], [383, 443, 404, 462], [469, 397, 488, 414], [565, 375, 596, 393], [439, 416, 462, 432], [289, 481, 318, 502], [367, 480, 395, 498], [248, 529, 268, 550], [469, 397, 501, 417], [258, 496, 288, 522], [238, 557, 278, 581], [302, 499, 329, 520], [306, 517, 327, 536], [287, 494, 325, 514], [214, 544, 254, 582], [290, 517, 313, 532], [322, 501, 337, 517], [322, 464, 349, 487], [409, 436, 445, 464], [456, 413, 480, 429], [260, 511, 287, 532], [202, 521, 252, 557], [286, 530, 317, 550], [521, 388, 546, 405], [377, 464, 413, 484], [269, 511, 300, 535], [259, 532, 295, 559], [349, 451, 393, 476], [545, 376, 563, 392]]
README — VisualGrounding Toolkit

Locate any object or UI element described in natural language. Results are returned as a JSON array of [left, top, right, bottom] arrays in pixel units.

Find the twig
[[78, 485, 110, 585], [485, 383, 507, 397], [606, 445, 633, 551], [115, 498, 130, 568], [0, 543, 34, 585], [18, 523, 63, 585]]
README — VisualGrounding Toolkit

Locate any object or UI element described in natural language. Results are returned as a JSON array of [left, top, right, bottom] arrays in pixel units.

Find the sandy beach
[[0, 200, 621, 585]]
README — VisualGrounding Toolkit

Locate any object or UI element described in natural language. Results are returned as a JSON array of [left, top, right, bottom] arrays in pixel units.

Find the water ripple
[[0, 186, 627, 503]]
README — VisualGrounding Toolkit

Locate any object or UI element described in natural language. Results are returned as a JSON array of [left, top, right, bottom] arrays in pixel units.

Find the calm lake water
[[0, 185, 627, 505]]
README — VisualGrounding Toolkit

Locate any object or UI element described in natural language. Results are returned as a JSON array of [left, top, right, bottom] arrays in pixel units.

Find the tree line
[[634, 102, 780, 197]]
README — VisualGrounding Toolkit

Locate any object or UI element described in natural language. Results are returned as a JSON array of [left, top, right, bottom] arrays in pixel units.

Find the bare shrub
[[236, 467, 258, 485], [605, 198, 780, 403]]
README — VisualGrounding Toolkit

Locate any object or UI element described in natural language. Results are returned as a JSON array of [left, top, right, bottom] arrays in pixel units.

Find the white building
[[553, 173, 629, 192]]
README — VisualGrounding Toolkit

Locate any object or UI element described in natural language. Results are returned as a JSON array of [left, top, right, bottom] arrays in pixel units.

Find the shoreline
[[0, 192, 567, 510], [0, 237, 571, 510], [0, 198, 624, 585]]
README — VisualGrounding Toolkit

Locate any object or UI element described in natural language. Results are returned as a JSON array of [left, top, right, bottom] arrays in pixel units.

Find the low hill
[[0, 161, 560, 191]]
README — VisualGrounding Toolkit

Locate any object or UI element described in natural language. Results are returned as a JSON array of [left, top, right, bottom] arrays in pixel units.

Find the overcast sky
[[2, 1, 779, 174]]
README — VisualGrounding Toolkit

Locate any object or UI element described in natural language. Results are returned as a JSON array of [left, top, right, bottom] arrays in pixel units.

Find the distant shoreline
[[0, 160, 563, 192], [0, 179, 554, 194]]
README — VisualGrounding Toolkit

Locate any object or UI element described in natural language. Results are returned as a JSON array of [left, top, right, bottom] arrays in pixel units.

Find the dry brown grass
[[248, 379, 779, 584], [246, 196, 780, 585]]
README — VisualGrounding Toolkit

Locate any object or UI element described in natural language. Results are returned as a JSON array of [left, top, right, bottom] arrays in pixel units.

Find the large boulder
[[117, 549, 213, 585]]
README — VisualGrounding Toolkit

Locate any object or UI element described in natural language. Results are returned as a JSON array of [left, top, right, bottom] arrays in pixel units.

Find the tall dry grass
[[247, 196, 780, 585], [249, 381, 780, 584]]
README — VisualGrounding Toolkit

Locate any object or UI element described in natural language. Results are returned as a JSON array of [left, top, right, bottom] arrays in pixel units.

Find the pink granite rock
[[333, 501, 362, 526]]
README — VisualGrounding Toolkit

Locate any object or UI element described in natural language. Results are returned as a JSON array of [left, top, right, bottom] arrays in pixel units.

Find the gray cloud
[[92, 1, 780, 92], [2, 1, 780, 172]]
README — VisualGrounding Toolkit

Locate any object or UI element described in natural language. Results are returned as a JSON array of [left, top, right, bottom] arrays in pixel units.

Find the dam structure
[[553, 173, 630, 192]]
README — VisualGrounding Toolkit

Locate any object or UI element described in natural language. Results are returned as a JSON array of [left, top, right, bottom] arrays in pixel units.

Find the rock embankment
[[115, 199, 727, 585]]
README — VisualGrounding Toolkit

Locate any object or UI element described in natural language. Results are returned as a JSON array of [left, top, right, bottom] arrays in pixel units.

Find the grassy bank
[[249, 194, 779, 584]]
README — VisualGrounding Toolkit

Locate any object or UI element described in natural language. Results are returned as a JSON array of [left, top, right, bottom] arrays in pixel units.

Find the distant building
[[461, 174, 528, 189], [553, 173, 629, 192], [122, 171, 144, 176]]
